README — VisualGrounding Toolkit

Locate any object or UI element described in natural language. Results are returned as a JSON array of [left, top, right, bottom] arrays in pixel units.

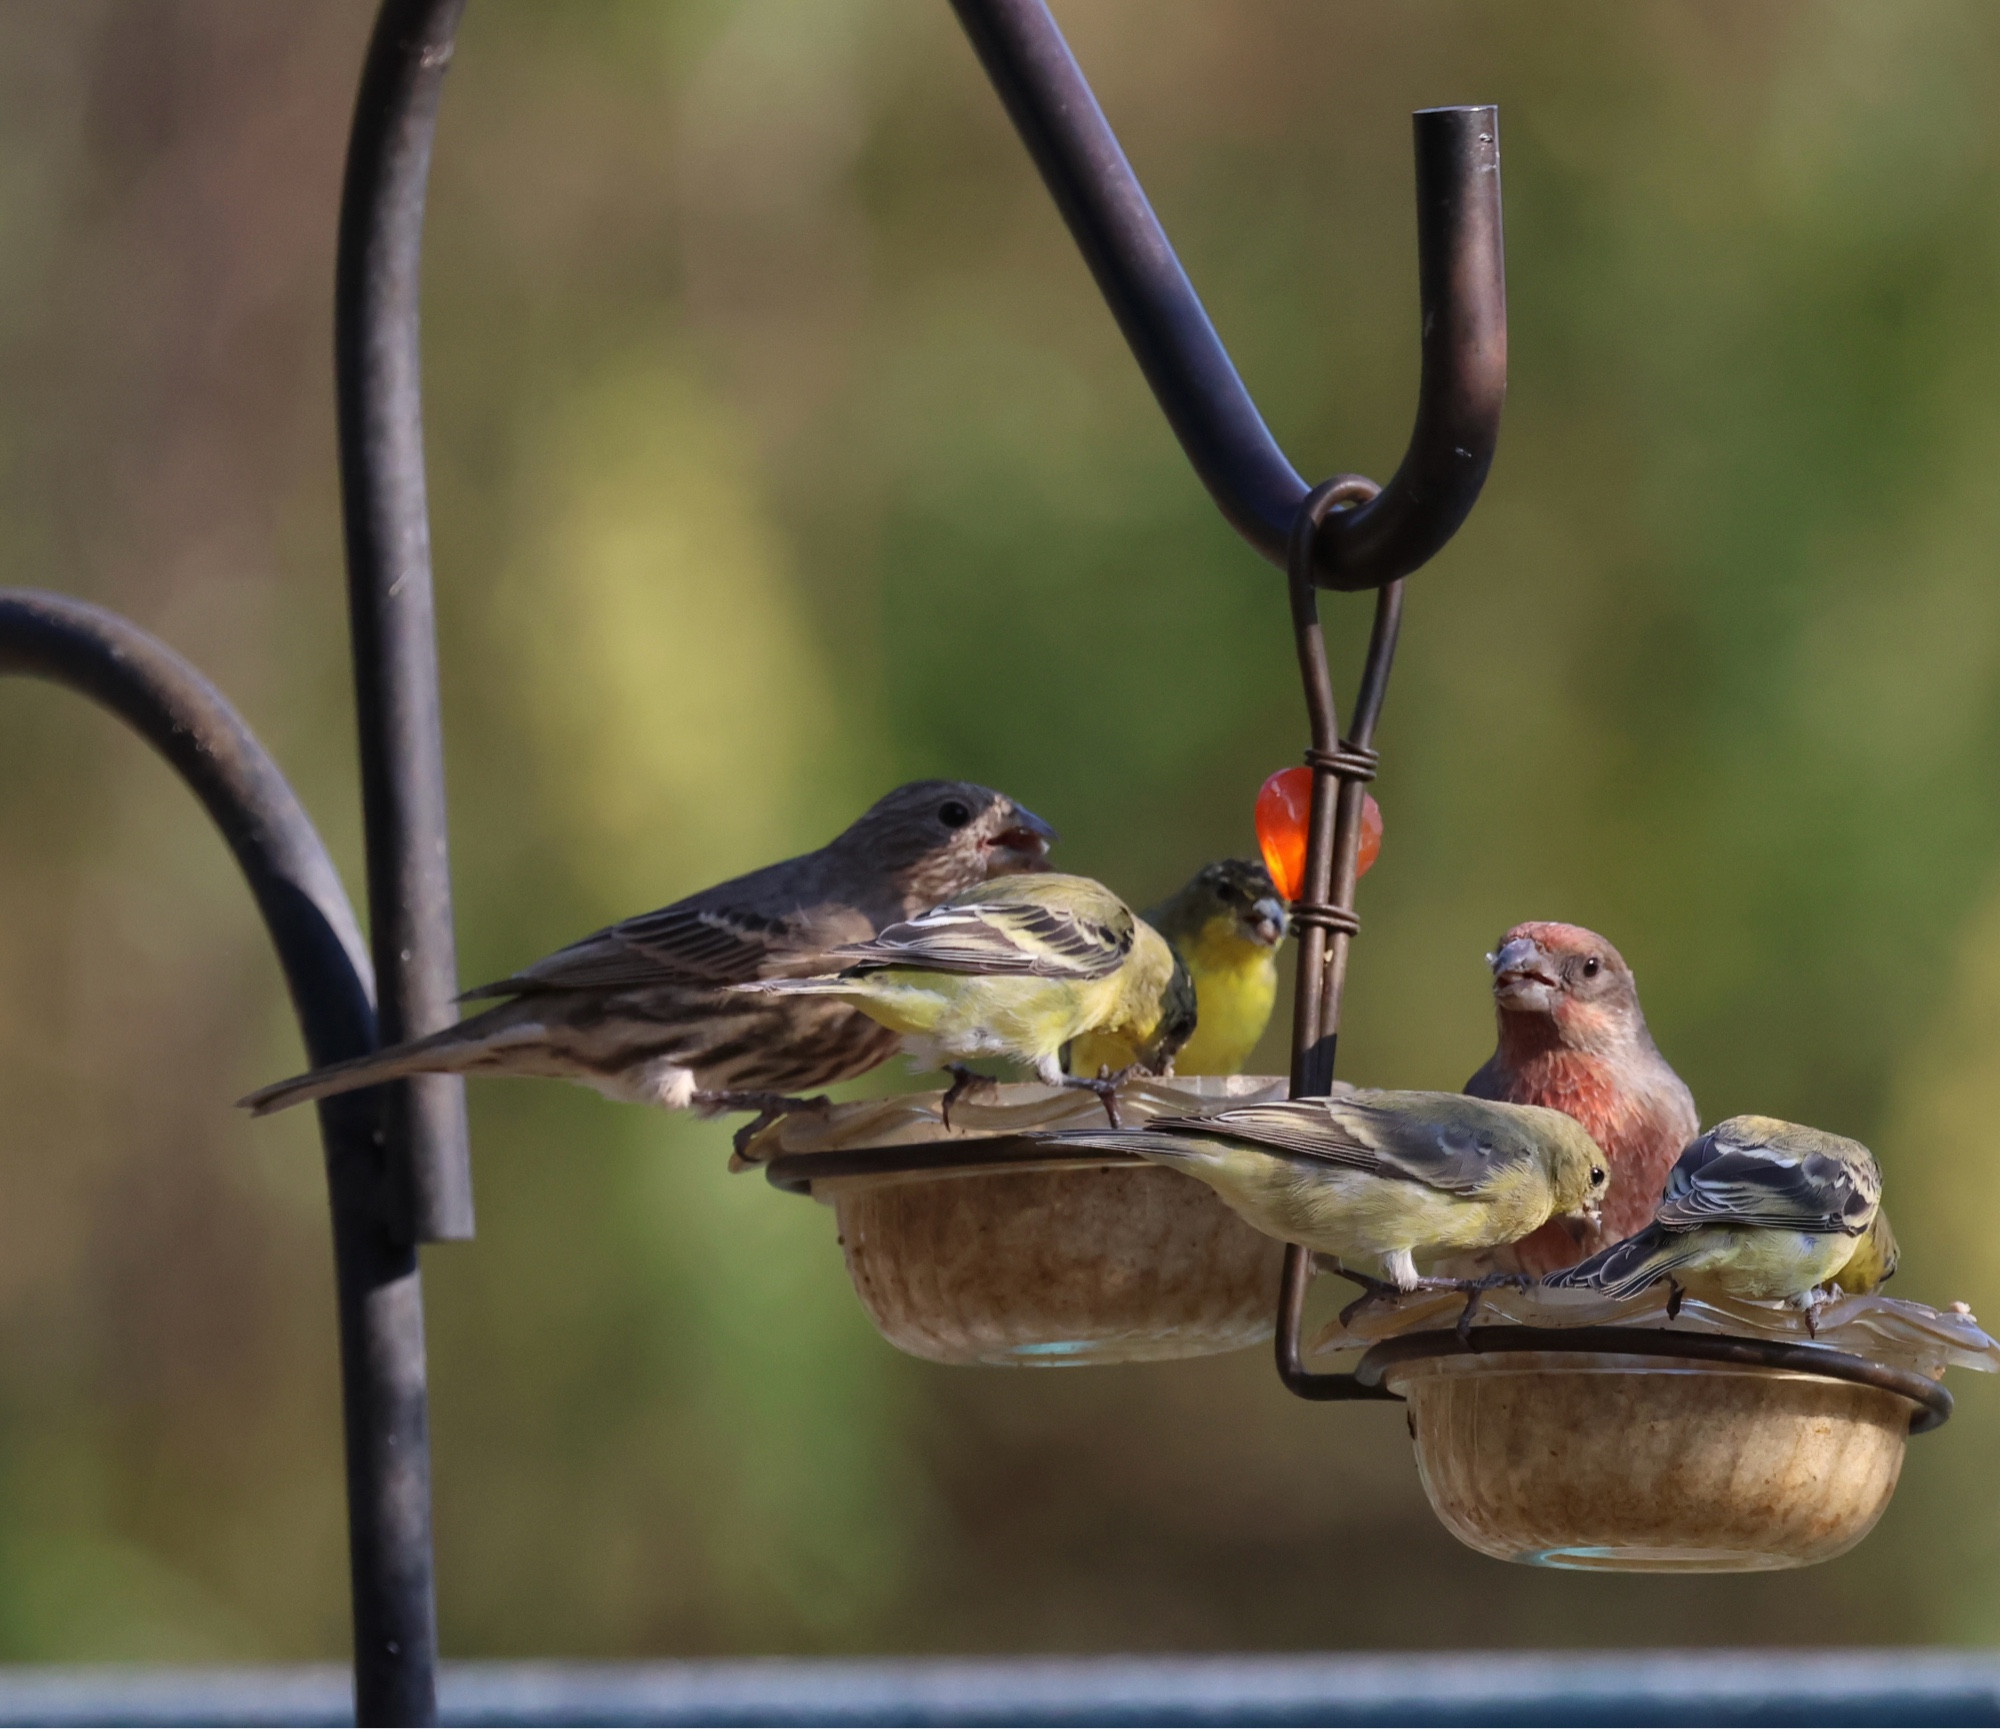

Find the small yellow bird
[[1545, 1114, 1882, 1312], [1041, 1088, 1607, 1289], [1069, 858, 1287, 1079], [739, 872, 1195, 1123], [1833, 1208, 1900, 1295]]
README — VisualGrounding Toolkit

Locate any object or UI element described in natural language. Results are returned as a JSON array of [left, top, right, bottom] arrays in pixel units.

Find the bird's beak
[[1490, 936, 1560, 1013], [986, 804, 1057, 873], [1560, 1194, 1604, 1237], [1247, 896, 1289, 948]]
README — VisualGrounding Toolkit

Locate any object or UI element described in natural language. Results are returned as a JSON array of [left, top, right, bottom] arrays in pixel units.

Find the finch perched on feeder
[[1068, 858, 1287, 1080], [240, 781, 1055, 1136], [1041, 1089, 1607, 1290], [739, 872, 1195, 1125], [1545, 1115, 1883, 1316], [1458, 922, 1698, 1277]]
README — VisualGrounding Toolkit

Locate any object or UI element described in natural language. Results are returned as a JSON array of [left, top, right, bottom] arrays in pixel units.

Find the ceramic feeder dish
[[752, 1078, 1290, 1366], [1303, 1283, 1997, 1572]]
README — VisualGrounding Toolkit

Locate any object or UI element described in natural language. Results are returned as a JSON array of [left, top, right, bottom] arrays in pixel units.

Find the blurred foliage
[[2, 0, 2000, 1661]]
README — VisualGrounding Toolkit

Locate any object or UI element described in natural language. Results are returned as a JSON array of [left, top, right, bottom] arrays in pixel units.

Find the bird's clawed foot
[[940, 1064, 1001, 1131], [701, 1089, 832, 1169], [1329, 1264, 1523, 1341], [1665, 1276, 1686, 1321], [1061, 1065, 1134, 1128], [1799, 1288, 1830, 1338], [1329, 1265, 1409, 1329], [1453, 1273, 1531, 1345]]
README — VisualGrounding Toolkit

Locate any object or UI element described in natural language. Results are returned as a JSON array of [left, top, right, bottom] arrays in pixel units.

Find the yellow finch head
[[1152, 858, 1288, 955], [830, 780, 1057, 902], [1523, 1104, 1610, 1226]]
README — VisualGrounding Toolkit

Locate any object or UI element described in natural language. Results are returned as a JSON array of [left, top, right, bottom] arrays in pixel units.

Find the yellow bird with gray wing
[[740, 872, 1195, 1122], [1545, 1114, 1882, 1311], [1040, 1089, 1607, 1289]]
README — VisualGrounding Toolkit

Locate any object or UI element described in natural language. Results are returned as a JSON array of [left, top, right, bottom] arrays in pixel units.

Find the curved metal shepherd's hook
[[950, 0, 1506, 592], [0, 591, 443, 1727]]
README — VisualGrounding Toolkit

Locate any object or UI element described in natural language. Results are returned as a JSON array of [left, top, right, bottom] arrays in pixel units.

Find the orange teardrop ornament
[[1255, 766, 1381, 904]]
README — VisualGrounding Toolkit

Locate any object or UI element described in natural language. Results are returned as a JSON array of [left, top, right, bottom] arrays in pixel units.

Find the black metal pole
[[336, 0, 475, 1245], [950, 0, 1506, 593], [0, 590, 442, 1726]]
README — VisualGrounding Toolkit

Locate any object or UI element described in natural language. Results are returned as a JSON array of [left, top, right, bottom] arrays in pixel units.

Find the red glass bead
[[1255, 766, 1381, 904]]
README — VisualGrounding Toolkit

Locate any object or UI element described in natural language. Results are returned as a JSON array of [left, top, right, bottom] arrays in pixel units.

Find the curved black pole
[[0, 591, 442, 1727], [336, 0, 475, 1244], [950, 0, 1506, 591]]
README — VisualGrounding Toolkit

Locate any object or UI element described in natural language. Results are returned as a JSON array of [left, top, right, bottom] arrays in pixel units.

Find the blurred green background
[[1, 0, 1999, 1662]]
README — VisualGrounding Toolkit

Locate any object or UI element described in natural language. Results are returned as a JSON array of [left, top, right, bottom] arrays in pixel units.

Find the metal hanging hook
[[951, 0, 1506, 591], [1272, 486, 1409, 1404]]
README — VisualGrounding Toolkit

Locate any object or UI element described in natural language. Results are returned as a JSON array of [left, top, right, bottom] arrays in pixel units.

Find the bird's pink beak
[[986, 805, 1057, 874], [1490, 936, 1560, 1014], [1248, 896, 1289, 948]]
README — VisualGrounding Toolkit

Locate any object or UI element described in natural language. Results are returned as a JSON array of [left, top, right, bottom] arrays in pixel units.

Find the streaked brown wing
[[462, 902, 805, 998]]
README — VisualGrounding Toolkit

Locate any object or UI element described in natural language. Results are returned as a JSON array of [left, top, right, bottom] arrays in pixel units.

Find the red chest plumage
[[1491, 1049, 1689, 1270]]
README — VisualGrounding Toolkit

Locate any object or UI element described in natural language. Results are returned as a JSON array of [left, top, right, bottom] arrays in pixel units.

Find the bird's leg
[[1798, 1288, 1830, 1338], [1665, 1276, 1686, 1321], [1330, 1264, 1406, 1329], [1061, 1065, 1135, 1128], [1454, 1273, 1532, 1346], [939, 1064, 999, 1131], [697, 1089, 834, 1168]]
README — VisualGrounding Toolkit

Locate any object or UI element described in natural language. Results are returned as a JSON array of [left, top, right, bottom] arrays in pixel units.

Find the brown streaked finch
[[1459, 921, 1698, 1277], [240, 780, 1055, 1153]]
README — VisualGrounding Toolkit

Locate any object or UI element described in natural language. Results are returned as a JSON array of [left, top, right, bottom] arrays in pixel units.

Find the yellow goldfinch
[[739, 872, 1195, 1123], [1070, 858, 1286, 1079], [1833, 1208, 1900, 1295], [240, 782, 1053, 1129], [1545, 1114, 1882, 1312], [1041, 1089, 1607, 1289]]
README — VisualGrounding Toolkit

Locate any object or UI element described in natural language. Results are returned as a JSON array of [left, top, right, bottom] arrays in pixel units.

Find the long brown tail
[[239, 1022, 495, 1116]]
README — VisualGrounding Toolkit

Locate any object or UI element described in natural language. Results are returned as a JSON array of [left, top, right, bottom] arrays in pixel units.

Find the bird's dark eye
[[938, 800, 973, 829], [1582, 957, 1601, 978], [1590, 1167, 1606, 1186]]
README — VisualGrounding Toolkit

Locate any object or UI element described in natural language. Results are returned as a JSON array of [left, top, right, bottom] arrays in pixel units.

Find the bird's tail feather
[[1035, 1129, 1222, 1168], [731, 978, 850, 998], [239, 1021, 500, 1117], [1543, 1226, 1695, 1300]]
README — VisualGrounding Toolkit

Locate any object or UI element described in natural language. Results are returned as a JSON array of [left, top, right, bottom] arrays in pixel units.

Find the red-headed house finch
[[1460, 921, 1698, 1277], [241, 781, 1055, 1146]]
